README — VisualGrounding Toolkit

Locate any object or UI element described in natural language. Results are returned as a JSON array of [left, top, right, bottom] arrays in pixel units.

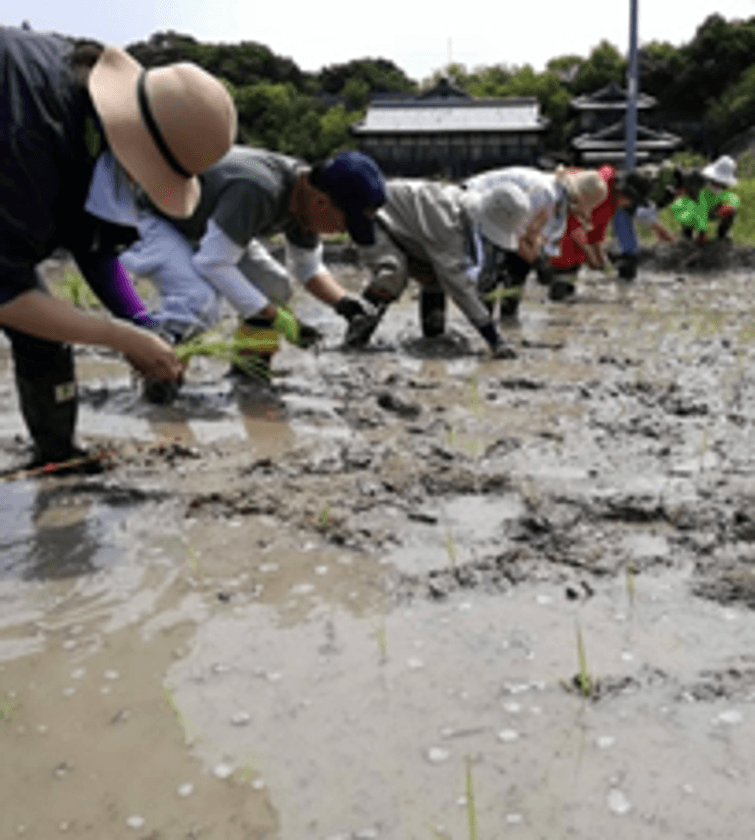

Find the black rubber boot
[[616, 253, 639, 280], [419, 289, 446, 338], [8, 330, 93, 472], [499, 252, 530, 319], [498, 284, 523, 318], [548, 270, 578, 301]]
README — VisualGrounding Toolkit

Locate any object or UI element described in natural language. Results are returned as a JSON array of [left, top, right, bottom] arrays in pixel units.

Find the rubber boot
[[499, 252, 529, 320], [548, 270, 578, 302], [498, 284, 523, 318], [419, 289, 446, 338], [616, 253, 638, 281], [9, 332, 84, 469], [231, 317, 279, 381]]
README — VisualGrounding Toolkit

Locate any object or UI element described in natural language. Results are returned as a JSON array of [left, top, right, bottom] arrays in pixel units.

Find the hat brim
[[88, 46, 200, 218], [346, 211, 377, 246], [463, 188, 526, 252], [701, 164, 738, 187], [479, 220, 519, 251]]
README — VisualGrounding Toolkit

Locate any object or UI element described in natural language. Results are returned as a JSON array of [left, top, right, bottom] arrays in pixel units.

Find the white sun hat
[[88, 45, 237, 217], [702, 155, 738, 188], [462, 183, 530, 251]]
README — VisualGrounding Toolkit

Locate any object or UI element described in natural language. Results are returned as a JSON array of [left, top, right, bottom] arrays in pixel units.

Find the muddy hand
[[123, 329, 184, 381]]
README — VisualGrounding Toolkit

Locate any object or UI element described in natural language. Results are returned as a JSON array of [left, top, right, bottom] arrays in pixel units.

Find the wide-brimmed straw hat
[[701, 155, 738, 187], [88, 45, 237, 217]]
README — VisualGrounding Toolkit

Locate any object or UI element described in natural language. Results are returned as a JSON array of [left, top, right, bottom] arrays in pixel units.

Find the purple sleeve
[[74, 252, 156, 328]]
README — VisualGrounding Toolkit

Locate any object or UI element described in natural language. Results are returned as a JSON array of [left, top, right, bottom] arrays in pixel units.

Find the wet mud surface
[[3, 245, 755, 838]]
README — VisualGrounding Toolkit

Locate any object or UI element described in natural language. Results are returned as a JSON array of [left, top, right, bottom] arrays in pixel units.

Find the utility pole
[[625, 0, 639, 170]]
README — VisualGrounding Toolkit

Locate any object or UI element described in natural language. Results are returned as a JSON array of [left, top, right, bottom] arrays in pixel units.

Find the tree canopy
[[126, 15, 755, 162]]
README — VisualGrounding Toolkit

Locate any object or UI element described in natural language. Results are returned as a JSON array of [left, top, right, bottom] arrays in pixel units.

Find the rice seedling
[[444, 527, 458, 566], [563, 623, 597, 700], [184, 539, 201, 573], [626, 563, 637, 609], [0, 692, 19, 722], [375, 620, 388, 664], [238, 758, 257, 783], [698, 427, 710, 460], [57, 267, 101, 310], [162, 685, 201, 742], [426, 759, 480, 840], [174, 329, 273, 380], [464, 758, 479, 840], [318, 505, 334, 529], [482, 285, 517, 308], [468, 375, 482, 417], [576, 624, 596, 698]]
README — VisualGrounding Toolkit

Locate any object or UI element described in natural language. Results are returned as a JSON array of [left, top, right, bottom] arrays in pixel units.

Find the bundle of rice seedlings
[[57, 268, 101, 310], [173, 330, 275, 379]]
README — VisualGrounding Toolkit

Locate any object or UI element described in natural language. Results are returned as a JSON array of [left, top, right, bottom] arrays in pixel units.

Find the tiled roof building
[[351, 78, 549, 178]]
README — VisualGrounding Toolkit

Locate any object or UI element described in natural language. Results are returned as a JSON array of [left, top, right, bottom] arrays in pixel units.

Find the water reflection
[[0, 480, 129, 580]]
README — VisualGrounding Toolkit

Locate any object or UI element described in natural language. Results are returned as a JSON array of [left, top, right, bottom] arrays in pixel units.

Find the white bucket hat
[[88, 46, 237, 217], [463, 184, 530, 251], [702, 155, 738, 187]]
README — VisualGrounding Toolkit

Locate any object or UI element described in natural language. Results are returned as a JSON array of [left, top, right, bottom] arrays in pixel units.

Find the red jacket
[[550, 165, 617, 269]]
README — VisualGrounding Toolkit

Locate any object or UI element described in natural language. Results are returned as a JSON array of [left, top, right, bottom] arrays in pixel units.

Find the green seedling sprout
[[318, 505, 333, 529], [468, 375, 482, 417], [426, 759, 480, 840], [59, 268, 100, 310], [162, 685, 201, 742], [0, 693, 19, 722], [444, 528, 458, 566], [184, 539, 201, 573], [375, 620, 388, 664], [698, 427, 710, 460], [174, 330, 274, 380], [238, 758, 257, 783], [465, 758, 479, 840], [574, 624, 596, 699], [626, 563, 637, 609]]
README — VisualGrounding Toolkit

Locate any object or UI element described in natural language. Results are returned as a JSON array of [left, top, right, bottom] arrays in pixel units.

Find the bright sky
[[8, 0, 755, 83]]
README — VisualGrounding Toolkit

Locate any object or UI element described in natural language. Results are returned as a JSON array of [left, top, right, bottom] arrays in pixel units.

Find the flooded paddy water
[[3, 244, 755, 838]]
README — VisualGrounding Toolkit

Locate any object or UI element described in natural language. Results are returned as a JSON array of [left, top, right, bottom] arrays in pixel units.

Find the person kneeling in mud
[[120, 147, 386, 401], [344, 166, 607, 351]]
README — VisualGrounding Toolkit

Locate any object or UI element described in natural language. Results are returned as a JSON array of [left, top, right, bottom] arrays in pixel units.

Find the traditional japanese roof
[[571, 80, 656, 110], [572, 117, 681, 152], [417, 76, 472, 100], [352, 96, 548, 135]]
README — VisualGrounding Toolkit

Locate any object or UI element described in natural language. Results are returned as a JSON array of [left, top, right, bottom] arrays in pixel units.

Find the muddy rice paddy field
[[3, 241, 755, 839]]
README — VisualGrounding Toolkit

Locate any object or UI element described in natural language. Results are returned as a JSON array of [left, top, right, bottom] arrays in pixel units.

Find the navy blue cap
[[314, 152, 386, 245]]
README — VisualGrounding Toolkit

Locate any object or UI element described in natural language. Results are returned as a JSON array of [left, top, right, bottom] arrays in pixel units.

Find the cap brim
[[88, 46, 200, 218], [346, 211, 377, 246]]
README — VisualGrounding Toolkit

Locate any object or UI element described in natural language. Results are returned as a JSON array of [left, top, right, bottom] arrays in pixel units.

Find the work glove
[[334, 295, 369, 322]]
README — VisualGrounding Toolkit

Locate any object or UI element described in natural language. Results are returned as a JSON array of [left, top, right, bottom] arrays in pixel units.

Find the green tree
[[571, 40, 626, 94]]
